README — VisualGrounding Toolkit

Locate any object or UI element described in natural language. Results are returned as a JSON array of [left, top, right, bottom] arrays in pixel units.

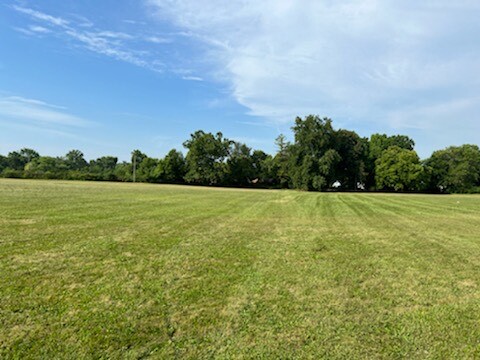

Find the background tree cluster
[[1, 115, 480, 193]]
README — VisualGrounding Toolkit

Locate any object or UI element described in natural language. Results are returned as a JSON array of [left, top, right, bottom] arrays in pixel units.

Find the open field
[[1, 179, 480, 358]]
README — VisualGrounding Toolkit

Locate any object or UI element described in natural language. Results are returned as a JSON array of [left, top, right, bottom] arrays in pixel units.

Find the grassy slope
[[1, 179, 480, 359]]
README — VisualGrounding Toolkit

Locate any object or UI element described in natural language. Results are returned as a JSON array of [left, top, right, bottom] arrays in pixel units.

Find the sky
[[1, 0, 480, 161]]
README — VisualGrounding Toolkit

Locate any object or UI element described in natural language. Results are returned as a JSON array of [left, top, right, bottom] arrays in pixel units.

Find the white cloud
[[144, 36, 172, 44], [64, 29, 161, 71], [12, 5, 167, 73], [147, 0, 480, 151], [0, 96, 93, 128], [182, 76, 203, 82], [29, 25, 51, 33], [13, 5, 69, 27]]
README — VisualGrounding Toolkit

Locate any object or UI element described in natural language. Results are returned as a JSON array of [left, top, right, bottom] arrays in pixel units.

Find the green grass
[[1, 179, 480, 359]]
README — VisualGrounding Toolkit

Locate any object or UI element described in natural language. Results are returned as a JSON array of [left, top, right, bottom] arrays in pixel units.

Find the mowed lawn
[[1, 180, 480, 359]]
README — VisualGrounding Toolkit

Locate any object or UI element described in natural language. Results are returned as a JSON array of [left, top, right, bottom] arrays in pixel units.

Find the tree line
[[1, 115, 480, 193]]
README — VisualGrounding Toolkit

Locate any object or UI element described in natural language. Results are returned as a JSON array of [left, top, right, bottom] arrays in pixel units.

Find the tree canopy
[[375, 146, 425, 192], [1, 115, 479, 193], [425, 145, 480, 193]]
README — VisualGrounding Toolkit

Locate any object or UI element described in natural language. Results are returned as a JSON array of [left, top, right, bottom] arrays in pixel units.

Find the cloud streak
[[12, 5, 169, 73], [0, 95, 94, 128], [13, 5, 70, 27]]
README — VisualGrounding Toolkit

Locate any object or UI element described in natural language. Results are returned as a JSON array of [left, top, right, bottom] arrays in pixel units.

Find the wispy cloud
[[123, 19, 146, 26], [11, 4, 170, 73], [144, 36, 172, 44], [64, 29, 158, 70], [182, 76, 203, 82], [0, 120, 80, 140], [0, 95, 94, 128], [15, 24, 51, 36], [13, 5, 69, 27], [29, 25, 51, 33], [146, 0, 480, 155]]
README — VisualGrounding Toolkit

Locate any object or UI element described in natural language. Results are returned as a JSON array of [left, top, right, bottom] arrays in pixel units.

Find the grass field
[[1, 179, 480, 359]]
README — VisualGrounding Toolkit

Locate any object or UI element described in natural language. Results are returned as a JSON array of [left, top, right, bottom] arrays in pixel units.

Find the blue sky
[[1, 0, 480, 161]]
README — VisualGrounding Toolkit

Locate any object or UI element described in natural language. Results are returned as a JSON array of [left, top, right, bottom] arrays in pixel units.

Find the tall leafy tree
[[156, 149, 186, 183], [136, 157, 159, 182], [375, 146, 425, 191], [65, 150, 87, 170], [0, 155, 7, 172], [183, 131, 232, 185], [20, 148, 40, 163], [92, 156, 118, 171], [273, 134, 291, 187], [369, 134, 415, 160], [425, 145, 480, 193], [114, 162, 133, 182], [226, 142, 254, 186], [251, 150, 276, 185], [7, 148, 40, 170], [131, 150, 147, 165], [130, 150, 148, 182], [367, 134, 415, 189], [86, 156, 118, 181], [334, 130, 368, 190], [289, 115, 340, 190]]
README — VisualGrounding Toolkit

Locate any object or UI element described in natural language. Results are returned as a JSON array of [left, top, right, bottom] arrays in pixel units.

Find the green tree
[[251, 150, 276, 185], [273, 134, 291, 187], [288, 115, 339, 191], [367, 134, 415, 189], [131, 150, 147, 165], [136, 157, 159, 183], [183, 131, 232, 185], [0, 155, 7, 172], [375, 146, 425, 191], [65, 150, 87, 171], [369, 134, 414, 160], [425, 145, 480, 193], [334, 130, 368, 190], [91, 156, 118, 171], [87, 156, 118, 181], [7, 148, 40, 170], [131, 150, 148, 182], [155, 149, 186, 183], [114, 162, 132, 182], [226, 142, 254, 186], [24, 156, 67, 179]]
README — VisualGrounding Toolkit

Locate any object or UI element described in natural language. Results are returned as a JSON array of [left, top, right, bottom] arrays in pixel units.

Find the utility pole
[[133, 154, 136, 183]]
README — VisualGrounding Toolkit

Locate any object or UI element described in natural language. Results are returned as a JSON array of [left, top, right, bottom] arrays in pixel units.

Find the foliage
[[88, 156, 118, 181], [183, 131, 232, 185], [273, 134, 291, 188], [226, 142, 255, 186], [375, 146, 426, 191], [369, 134, 415, 160], [24, 156, 67, 179], [425, 144, 480, 193], [366, 134, 415, 189], [251, 150, 276, 185], [334, 130, 368, 190], [0, 155, 7, 172], [7, 148, 39, 170], [1, 115, 479, 193], [288, 116, 336, 190], [154, 149, 186, 183], [65, 150, 88, 170]]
